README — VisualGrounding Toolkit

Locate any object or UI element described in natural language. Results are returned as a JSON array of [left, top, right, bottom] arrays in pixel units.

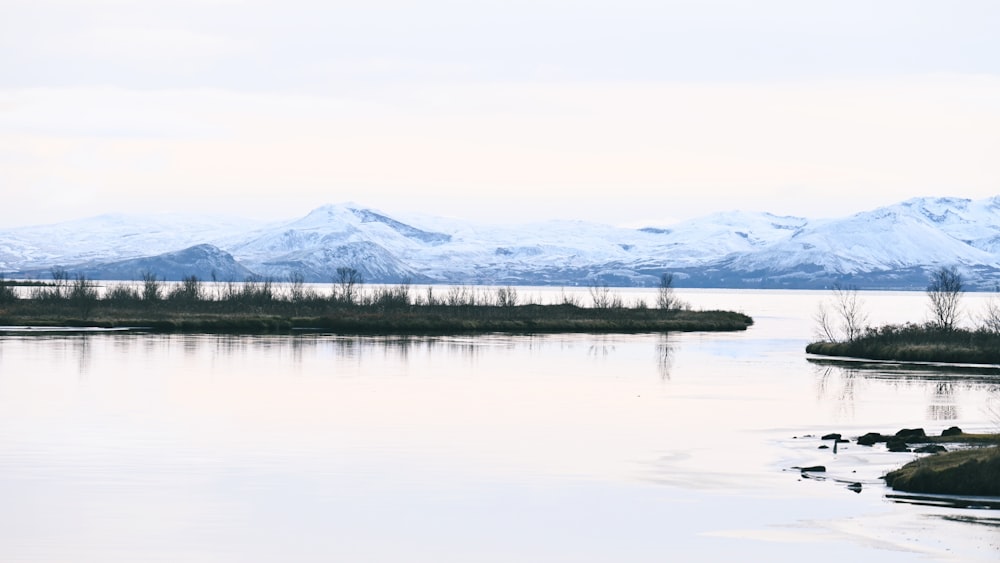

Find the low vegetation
[[809, 269, 1000, 497], [0, 271, 752, 335], [884, 443, 1000, 496], [806, 324, 1000, 364], [808, 267, 1000, 365]]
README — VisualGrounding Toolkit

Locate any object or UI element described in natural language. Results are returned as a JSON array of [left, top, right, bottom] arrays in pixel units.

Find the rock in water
[[941, 426, 963, 437], [857, 432, 885, 446], [895, 428, 926, 440]]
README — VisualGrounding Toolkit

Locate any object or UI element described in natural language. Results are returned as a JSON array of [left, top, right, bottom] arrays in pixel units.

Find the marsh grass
[[0, 278, 752, 335], [883, 444, 1000, 496], [806, 323, 1000, 365]]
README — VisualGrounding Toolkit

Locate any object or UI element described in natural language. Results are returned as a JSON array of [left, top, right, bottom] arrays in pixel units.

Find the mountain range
[[3, 196, 1000, 290]]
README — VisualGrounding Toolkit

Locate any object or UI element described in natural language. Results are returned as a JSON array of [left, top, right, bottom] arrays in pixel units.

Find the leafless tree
[[287, 272, 308, 303], [495, 286, 518, 307], [589, 282, 622, 309], [50, 266, 69, 299], [657, 272, 685, 310], [141, 271, 162, 302], [334, 266, 363, 305], [985, 389, 1000, 430], [978, 295, 1000, 333], [814, 283, 868, 342], [927, 266, 963, 330], [69, 273, 98, 318]]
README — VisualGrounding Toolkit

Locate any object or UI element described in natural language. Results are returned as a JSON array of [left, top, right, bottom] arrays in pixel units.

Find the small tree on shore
[[657, 273, 677, 310], [588, 282, 622, 310], [814, 283, 868, 342], [0, 274, 16, 303], [980, 295, 1000, 334], [141, 271, 162, 302], [50, 267, 69, 299], [495, 286, 518, 307], [927, 266, 963, 331], [334, 267, 363, 306], [69, 273, 98, 318], [169, 275, 203, 302]]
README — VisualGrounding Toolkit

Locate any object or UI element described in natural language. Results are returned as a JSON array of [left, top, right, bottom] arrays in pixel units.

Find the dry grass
[[884, 445, 1000, 496]]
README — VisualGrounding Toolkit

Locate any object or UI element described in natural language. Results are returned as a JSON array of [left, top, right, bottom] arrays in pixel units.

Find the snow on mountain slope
[[636, 210, 807, 266], [0, 213, 267, 271], [71, 244, 254, 282], [897, 196, 1000, 253], [722, 198, 1000, 274], [3, 196, 1000, 288], [227, 204, 451, 281]]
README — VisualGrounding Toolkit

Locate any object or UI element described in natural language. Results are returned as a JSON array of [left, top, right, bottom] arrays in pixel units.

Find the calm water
[[0, 289, 997, 562]]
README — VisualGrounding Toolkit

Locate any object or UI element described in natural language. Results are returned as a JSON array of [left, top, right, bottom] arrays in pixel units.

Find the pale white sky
[[1, 0, 998, 228]]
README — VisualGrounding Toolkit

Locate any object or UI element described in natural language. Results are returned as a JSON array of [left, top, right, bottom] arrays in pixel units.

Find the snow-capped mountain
[[2, 196, 1000, 290], [0, 212, 267, 272]]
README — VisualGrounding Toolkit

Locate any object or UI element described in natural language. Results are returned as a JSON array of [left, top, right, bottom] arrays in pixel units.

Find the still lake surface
[[0, 289, 997, 562]]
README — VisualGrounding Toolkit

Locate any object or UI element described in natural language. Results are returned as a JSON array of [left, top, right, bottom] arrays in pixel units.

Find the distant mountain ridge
[[3, 196, 1000, 290]]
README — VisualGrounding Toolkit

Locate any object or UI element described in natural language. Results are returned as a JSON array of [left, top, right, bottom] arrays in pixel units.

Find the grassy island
[[806, 324, 1000, 365], [808, 269, 1000, 365], [884, 438, 1000, 497], [0, 276, 752, 335]]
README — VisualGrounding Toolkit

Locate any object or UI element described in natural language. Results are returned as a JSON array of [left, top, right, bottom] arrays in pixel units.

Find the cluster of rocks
[[820, 426, 962, 453], [857, 426, 959, 453]]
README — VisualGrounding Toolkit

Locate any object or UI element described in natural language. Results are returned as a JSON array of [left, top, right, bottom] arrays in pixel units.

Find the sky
[[1, 0, 999, 228]]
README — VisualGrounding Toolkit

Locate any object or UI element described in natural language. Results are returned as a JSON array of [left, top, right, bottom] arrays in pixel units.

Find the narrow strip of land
[[806, 325, 1000, 365], [0, 302, 752, 335]]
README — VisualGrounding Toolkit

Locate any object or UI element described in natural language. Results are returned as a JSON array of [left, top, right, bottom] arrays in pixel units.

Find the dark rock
[[796, 465, 827, 473], [895, 428, 926, 440], [914, 444, 948, 454], [857, 432, 885, 446], [847, 482, 863, 493], [818, 445, 829, 450], [821, 433, 842, 441], [886, 438, 911, 453], [941, 426, 963, 437]]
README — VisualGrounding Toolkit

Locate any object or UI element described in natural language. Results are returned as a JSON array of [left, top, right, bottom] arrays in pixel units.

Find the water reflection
[[813, 365, 857, 420], [809, 359, 1000, 424], [928, 382, 958, 421], [656, 333, 673, 380]]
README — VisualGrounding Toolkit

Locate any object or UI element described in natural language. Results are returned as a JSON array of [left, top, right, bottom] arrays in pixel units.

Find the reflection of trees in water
[[928, 381, 958, 421], [72, 335, 91, 376], [656, 333, 673, 380], [984, 389, 1000, 428], [587, 337, 615, 359], [152, 334, 684, 382], [811, 361, 1000, 423], [813, 365, 858, 420]]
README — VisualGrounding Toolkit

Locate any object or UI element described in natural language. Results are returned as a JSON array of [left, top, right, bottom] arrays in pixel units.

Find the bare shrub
[[141, 271, 162, 302], [333, 267, 363, 305], [495, 286, 518, 307], [979, 295, 1000, 334], [0, 274, 16, 303], [287, 272, 311, 303], [50, 266, 69, 299], [559, 288, 582, 307], [814, 283, 868, 342], [69, 274, 98, 318], [169, 275, 203, 302], [446, 285, 474, 307], [927, 266, 963, 330], [105, 283, 140, 302], [589, 282, 621, 309], [657, 273, 687, 310]]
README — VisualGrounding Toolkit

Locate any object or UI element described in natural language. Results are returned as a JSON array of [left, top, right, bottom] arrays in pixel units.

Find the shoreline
[[0, 307, 753, 335], [789, 428, 1000, 499]]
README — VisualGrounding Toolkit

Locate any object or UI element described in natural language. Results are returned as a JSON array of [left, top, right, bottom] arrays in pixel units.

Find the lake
[[0, 289, 997, 562]]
